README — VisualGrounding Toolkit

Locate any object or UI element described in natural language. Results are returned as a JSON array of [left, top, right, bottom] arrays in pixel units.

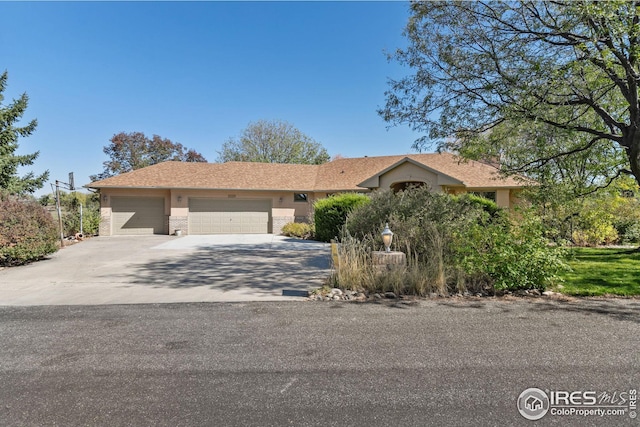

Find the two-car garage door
[[110, 197, 271, 235], [188, 198, 271, 234]]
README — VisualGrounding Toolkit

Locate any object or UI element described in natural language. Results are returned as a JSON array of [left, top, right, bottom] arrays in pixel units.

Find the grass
[[554, 247, 640, 296]]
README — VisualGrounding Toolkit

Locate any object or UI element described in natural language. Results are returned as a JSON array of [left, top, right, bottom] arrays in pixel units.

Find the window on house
[[471, 191, 496, 202], [294, 193, 308, 202]]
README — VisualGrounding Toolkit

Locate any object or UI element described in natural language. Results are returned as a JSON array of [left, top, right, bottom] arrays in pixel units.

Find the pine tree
[[0, 71, 48, 195]]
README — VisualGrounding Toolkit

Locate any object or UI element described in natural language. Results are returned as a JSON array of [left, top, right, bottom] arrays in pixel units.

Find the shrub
[[336, 188, 566, 294], [609, 192, 640, 244], [62, 209, 100, 236], [0, 194, 59, 266], [345, 186, 493, 259], [459, 193, 502, 217], [314, 193, 370, 242], [57, 191, 101, 236], [620, 222, 640, 244], [281, 222, 314, 239], [454, 210, 567, 291], [528, 181, 640, 246], [343, 188, 485, 293], [572, 208, 619, 246]]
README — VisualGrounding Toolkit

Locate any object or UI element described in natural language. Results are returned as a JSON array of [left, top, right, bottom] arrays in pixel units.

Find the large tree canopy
[[380, 0, 640, 187], [90, 131, 207, 181], [464, 120, 629, 196], [217, 120, 330, 164], [0, 71, 48, 195]]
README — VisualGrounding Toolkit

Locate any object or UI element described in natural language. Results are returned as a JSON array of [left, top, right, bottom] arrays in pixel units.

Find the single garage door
[[111, 197, 166, 235], [189, 198, 271, 234]]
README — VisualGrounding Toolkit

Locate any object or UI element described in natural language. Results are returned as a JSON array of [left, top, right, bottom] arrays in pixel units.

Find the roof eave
[[86, 185, 318, 192]]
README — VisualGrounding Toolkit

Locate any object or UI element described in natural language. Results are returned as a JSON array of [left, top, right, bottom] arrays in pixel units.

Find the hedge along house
[[87, 152, 526, 236]]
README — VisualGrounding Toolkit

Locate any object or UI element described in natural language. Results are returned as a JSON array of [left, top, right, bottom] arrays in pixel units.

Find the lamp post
[[372, 222, 404, 273], [381, 223, 393, 253]]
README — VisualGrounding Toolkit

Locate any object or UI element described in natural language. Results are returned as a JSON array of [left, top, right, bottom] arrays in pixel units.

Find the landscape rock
[[354, 293, 367, 301], [309, 285, 561, 303]]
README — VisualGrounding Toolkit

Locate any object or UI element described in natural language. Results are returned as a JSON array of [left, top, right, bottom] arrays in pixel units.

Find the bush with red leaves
[[0, 194, 58, 266]]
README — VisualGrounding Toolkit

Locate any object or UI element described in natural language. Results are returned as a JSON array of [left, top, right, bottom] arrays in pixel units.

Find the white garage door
[[111, 197, 166, 235], [189, 198, 271, 234]]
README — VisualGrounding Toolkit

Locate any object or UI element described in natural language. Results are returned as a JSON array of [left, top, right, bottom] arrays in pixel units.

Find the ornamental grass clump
[[329, 232, 376, 292], [331, 237, 452, 297]]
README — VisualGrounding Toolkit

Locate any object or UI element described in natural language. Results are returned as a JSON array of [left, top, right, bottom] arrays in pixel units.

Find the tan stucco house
[[87, 152, 526, 236]]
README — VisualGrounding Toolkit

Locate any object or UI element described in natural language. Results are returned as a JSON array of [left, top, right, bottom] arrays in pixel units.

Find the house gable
[[357, 157, 464, 190]]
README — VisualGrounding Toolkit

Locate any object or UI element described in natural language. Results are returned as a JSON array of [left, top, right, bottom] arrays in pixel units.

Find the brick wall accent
[[99, 215, 111, 236], [272, 215, 295, 235], [169, 216, 189, 235]]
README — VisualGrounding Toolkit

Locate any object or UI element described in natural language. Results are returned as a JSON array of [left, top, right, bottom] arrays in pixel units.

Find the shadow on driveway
[[104, 248, 331, 296]]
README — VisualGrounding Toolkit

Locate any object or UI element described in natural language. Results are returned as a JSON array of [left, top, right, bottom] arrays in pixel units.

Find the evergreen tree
[[0, 71, 48, 195]]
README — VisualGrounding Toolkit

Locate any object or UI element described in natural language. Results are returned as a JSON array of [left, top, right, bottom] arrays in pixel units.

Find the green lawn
[[554, 247, 640, 296]]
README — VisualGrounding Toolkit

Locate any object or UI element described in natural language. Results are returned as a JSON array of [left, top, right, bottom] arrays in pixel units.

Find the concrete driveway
[[0, 235, 331, 305]]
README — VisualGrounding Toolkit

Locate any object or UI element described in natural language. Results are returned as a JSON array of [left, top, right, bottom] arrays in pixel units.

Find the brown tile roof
[[88, 161, 320, 191], [87, 153, 526, 191]]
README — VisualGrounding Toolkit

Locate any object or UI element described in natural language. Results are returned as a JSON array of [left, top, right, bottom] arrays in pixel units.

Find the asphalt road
[[0, 298, 638, 426]]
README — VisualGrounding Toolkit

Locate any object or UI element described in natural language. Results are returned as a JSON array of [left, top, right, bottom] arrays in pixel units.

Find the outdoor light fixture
[[177, 195, 182, 203], [381, 223, 393, 253], [102, 194, 108, 202]]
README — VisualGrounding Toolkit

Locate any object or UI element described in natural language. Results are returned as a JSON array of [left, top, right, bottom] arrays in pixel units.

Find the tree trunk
[[627, 134, 640, 187]]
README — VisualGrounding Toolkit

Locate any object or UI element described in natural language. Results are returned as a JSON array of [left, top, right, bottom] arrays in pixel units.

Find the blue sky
[[3, 1, 421, 195]]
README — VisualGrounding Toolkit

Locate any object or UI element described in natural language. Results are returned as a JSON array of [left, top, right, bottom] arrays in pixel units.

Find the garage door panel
[[111, 197, 165, 235], [188, 198, 270, 234]]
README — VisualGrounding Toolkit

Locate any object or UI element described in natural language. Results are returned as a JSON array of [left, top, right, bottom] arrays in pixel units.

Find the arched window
[[391, 181, 427, 192]]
